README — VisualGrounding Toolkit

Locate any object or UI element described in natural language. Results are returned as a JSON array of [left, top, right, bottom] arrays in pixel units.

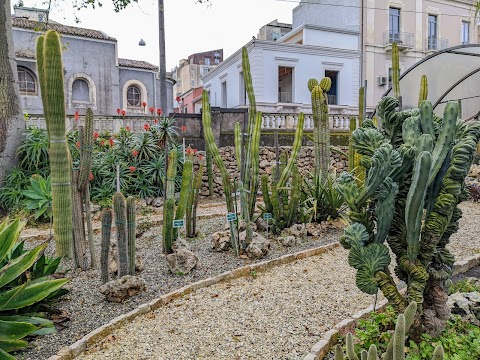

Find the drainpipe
[[153, 71, 157, 109]]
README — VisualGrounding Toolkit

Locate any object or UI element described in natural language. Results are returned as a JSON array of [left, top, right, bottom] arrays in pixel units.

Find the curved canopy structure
[[384, 44, 480, 121]]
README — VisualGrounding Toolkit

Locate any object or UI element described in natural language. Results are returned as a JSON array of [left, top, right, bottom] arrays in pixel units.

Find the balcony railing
[[426, 37, 448, 51], [278, 92, 292, 103], [261, 113, 355, 132], [384, 31, 414, 48]]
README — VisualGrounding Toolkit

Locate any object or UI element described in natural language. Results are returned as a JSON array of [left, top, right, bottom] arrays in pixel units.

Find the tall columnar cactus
[[392, 42, 401, 100], [36, 31, 73, 257], [206, 149, 214, 197], [126, 196, 136, 275], [358, 86, 365, 125], [113, 192, 129, 277], [163, 149, 178, 254], [336, 96, 480, 337], [309, 77, 331, 182], [418, 75, 428, 106], [100, 210, 112, 284], [173, 158, 193, 239], [334, 302, 444, 360], [234, 122, 242, 172], [186, 163, 204, 238], [348, 117, 357, 172], [202, 90, 239, 254], [71, 170, 87, 270]]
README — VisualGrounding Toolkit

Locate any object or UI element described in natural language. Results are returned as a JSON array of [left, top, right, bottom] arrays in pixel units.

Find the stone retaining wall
[[198, 146, 348, 197]]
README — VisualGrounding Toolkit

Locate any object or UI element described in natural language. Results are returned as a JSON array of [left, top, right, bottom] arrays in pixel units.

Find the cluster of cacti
[[261, 114, 305, 233], [100, 210, 113, 284], [308, 76, 332, 182], [336, 95, 480, 337], [334, 302, 444, 360], [36, 30, 73, 257]]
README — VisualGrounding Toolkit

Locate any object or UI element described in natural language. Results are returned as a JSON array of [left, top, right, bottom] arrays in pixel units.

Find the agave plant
[[16, 126, 49, 174], [22, 175, 52, 221], [0, 218, 69, 358]]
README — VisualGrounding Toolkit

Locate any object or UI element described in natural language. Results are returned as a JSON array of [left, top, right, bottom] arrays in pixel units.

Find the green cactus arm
[[78, 108, 94, 191], [190, 162, 204, 237], [348, 117, 357, 172], [367, 345, 378, 360], [175, 159, 193, 221], [113, 192, 129, 276], [35, 35, 48, 137], [375, 271, 407, 313], [238, 180, 252, 251], [234, 122, 242, 173], [166, 149, 178, 199], [431, 345, 444, 360], [308, 78, 318, 92], [71, 170, 87, 270], [393, 314, 406, 360], [277, 113, 304, 188], [163, 198, 175, 254], [311, 86, 322, 179], [346, 333, 360, 360], [405, 151, 432, 262], [126, 196, 136, 275], [261, 175, 273, 214], [206, 149, 214, 197], [402, 116, 421, 148], [383, 302, 418, 360], [334, 344, 345, 360], [100, 210, 112, 284], [358, 87, 365, 125], [320, 77, 332, 92], [270, 184, 282, 220], [201, 91, 234, 213], [428, 102, 458, 185], [392, 43, 400, 99], [419, 101, 435, 140], [418, 75, 428, 107], [248, 111, 263, 217], [361, 350, 368, 360], [374, 177, 398, 244], [286, 166, 301, 227]]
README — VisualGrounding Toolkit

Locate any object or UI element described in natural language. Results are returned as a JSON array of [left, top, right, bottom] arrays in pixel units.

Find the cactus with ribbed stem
[[100, 210, 112, 284], [206, 149, 214, 197], [336, 95, 480, 338], [359, 87, 365, 125], [71, 170, 87, 270], [162, 149, 178, 254], [234, 122, 242, 172], [126, 196, 136, 275], [335, 302, 444, 359], [186, 163, 204, 238], [174, 159, 193, 239], [392, 42, 401, 100], [309, 77, 331, 182], [348, 117, 357, 172], [418, 75, 428, 106], [113, 192, 129, 277], [36, 31, 73, 257], [202, 90, 239, 254]]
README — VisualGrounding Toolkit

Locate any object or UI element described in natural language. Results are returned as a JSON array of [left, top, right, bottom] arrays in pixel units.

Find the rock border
[[48, 242, 341, 360], [303, 253, 480, 360]]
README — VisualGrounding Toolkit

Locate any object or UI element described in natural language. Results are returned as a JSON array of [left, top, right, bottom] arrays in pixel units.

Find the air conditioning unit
[[377, 76, 387, 86]]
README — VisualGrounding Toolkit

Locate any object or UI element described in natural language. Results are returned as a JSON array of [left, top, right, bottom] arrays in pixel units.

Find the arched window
[[72, 79, 90, 102], [17, 67, 37, 95], [127, 85, 141, 107]]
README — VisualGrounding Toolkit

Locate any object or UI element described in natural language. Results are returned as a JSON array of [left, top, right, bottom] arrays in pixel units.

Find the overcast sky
[[13, 0, 297, 70]]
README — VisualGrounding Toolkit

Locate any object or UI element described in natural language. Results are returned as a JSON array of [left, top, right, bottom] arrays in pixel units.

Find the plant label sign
[[226, 212, 237, 222], [263, 213, 273, 220], [173, 219, 185, 228]]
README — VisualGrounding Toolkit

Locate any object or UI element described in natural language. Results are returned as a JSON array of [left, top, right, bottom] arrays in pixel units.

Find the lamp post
[[158, 0, 168, 114]]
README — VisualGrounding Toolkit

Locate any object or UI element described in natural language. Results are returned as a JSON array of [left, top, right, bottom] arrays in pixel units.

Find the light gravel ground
[[17, 201, 480, 360]]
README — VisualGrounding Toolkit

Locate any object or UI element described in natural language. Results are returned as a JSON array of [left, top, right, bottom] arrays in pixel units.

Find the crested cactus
[[392, 42, 401, 100], [336, 95, 480, 337], [126, 196, 136, 275], [309, 77, 331, 182], [100, 210, 112, 284], [36, 31, 73, 257], [418, 75, 428, 106], [113, 192, 129, 277], [335, 302, 444, 360]]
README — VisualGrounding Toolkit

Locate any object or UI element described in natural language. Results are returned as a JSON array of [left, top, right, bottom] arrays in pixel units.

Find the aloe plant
[[0, 218, 69, 358], [336, 96, 480, 337]]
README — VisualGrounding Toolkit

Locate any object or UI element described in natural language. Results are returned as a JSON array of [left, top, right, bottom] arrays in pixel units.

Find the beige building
[[362, 0, 479, 110]]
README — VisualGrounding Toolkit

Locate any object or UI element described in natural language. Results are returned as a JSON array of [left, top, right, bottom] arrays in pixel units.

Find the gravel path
[[73, 201, 480, 360]]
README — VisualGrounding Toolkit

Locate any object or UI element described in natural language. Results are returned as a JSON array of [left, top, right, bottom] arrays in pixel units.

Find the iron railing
[[384, 31, 415, 48], [426, 37, 448, 51]]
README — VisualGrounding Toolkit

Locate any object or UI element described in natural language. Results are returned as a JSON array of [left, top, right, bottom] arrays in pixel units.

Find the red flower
[[142, 101, 147, 108], [116, 108, 121, 115], [94, 132, 99, 139], [181, 125, 187, 132], [156, 108, 162, 115], [198, 155, 204, 161], [121, 110, 126, 117], [75, 110, 79, 122], [125, 126, 131, 132], [186, 147, 193, 155], [129, 166, 136, 172], [75, 141, 80, 148], [144, 124, 151, 131], [89, 172, 94, 181], [154, 119, 158, 124], [149, 107, 155, 114], [176, 96, 181, 103], [193, 149, 198, 154], [100, 140, 105, 146], [132, 150, 139, 157], [108, 138, 114, 147]]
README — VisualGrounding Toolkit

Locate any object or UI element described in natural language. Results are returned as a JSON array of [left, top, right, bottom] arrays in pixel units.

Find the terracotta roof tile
[[118, 58, 158, 71], [15, 51, 36, 59], [12, 17, 116, 42]]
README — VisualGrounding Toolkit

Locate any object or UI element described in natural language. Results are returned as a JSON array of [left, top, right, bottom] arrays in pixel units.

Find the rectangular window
[[325, 70, 339, 105], [389, 7, 400, 43], [221, 82, 227, 108], [202, 67, 210, 76], [205, 57, 211, 66], [462, 21, 469, 45], [239, 71, 246, 105], [428, 15, 438, 50], [191, 79, 195, 88]]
